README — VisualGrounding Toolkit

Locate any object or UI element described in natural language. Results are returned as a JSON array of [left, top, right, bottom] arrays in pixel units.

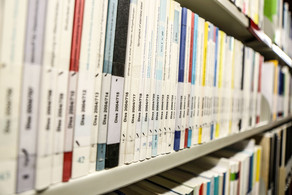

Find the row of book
[[108, 139, 263, 195], [231, 0, 292, 58], [109, 123, 292, 195], [0, 0, 292, 194]]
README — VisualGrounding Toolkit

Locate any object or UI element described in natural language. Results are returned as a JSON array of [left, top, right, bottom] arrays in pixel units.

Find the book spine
[[161, 0, 171, 155], [89, 0, 108, 173], [168, 1, 181, 154], [154, 0, 167, 156], [180, 9, 191, 149], [54, 0, 74, 183], [72, 0, 101, 178], [63, 0, 85, 180], [147, 0, 159, 158], [106, 0, 130, 168], [134, 0, 147, 161], [124, 0, 144, 163], [174, 7, 187, 151], [17, 0, 47, 192], [97, 0, 118, 170], [164, 1, 175, 154], [191, 14, 198, 145], [36, 0, 62, 188], [212, 27, 218, 139], [0, 0, 27, 194], [186, 12, 194, 148], [256, 56, 262, 123], [119, 0, 138, 165], [139, 0, 151, 160]]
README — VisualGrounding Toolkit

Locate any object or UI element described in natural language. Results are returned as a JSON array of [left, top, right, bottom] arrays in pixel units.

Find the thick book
[[64, 0, 85, 180], [174, 7, 187, 151], [17, 0, 47, 192], [35, 0, 63, 188], [72, 0, 102, 178], [105, 0, 130, 168], [89, 0, 108, 173], [119, 0, 138, 165], [0, 0, 27, 194], [55, 0, 75, 183], [96, 0, 118, 171]]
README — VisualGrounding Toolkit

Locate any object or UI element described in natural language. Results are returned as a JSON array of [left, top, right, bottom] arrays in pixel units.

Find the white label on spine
[[107, 76, 124, 144]]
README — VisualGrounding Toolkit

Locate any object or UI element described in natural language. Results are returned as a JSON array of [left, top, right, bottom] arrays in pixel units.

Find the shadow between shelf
[[29, 116, 291, 195]]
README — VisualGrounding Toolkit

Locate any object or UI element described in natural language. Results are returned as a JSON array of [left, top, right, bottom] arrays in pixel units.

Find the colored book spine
[[0, 0, 27, 194], [186, 12, 194, 148], [63, 0, 85, 180], [174, 7, 187, 151], [256, 56, 263, 123], [17, 0, 47, 192], [89, 0, 108, 173], [97, 0, 119, 170], [190, 14, 199, 145], [106, 0, 130, 168], [119, 0, 138, 165]]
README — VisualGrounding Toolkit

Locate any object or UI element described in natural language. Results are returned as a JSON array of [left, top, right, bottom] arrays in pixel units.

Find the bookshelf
[[3, 0, 292, 194], [19, 116, 292, 195], [175, 0, 292, 67]]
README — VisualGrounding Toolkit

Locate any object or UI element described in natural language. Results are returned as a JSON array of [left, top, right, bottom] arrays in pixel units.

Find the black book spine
[[105, 0, 130, 168]]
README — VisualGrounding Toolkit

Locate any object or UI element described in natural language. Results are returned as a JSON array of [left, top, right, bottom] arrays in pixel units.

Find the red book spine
[[185, 13, 195, 148], [199, 184, 203, 195], [62, 0, 85, 182]]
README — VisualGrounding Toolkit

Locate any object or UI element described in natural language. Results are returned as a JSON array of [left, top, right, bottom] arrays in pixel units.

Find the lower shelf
[[27, 116, 292, 195]]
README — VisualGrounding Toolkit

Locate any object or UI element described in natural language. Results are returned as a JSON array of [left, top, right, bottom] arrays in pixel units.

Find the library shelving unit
[[20, 0, 292, 194]]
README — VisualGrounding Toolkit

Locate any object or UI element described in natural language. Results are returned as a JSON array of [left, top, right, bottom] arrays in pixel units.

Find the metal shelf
[[175, 0, 292, 68], [25, 116, 291, 195]]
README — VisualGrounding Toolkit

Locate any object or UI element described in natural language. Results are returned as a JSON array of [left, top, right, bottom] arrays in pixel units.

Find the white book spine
[[160, 0, 171, 155], [53, 0, 74, 183], [17, 0, 47, 192], [134, 0, 147, 162], [36, 0, 62, 188], [90, 0, 108, 172], [72, 0, 100, 178], [155, 0, 167, 156], [139, 0, 150, 161], [0, 0, 27, 194], [168, 2, 181, 153], [119, 0, 138, 165], [146, 0, 159, 158], [125, 0, 144, 163]]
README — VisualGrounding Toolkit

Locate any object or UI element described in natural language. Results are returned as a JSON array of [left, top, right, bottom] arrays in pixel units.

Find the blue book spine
[[248, 154, 254, 193], [214, 176, 219, 195], [174, 7, 187, 151], [222, 172, 226, 195], [97, 0, 118, 171], [207, 181, 211, 195]]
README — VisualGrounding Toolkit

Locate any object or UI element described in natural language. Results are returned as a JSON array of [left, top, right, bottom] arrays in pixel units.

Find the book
[[167, 1, 181, 153], [133, 0, 147, 161], [64, 0, 85, 179], [174, 7, 187, 151], [0, 0, 28, 194], [119, 0, 139, 165], [96, 0, 119, 171], [17, 0, 47, 192], [89, 0, 108, 173], [55, 0, 75, 182], [105, 0, 130, 168], [72, 0, 103, 178], [35, 0, 62, 188]]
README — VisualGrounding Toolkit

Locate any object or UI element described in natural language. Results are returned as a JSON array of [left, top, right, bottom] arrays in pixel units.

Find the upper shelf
[[175, 0, 292, 68], [21, 116, 292, 195]]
